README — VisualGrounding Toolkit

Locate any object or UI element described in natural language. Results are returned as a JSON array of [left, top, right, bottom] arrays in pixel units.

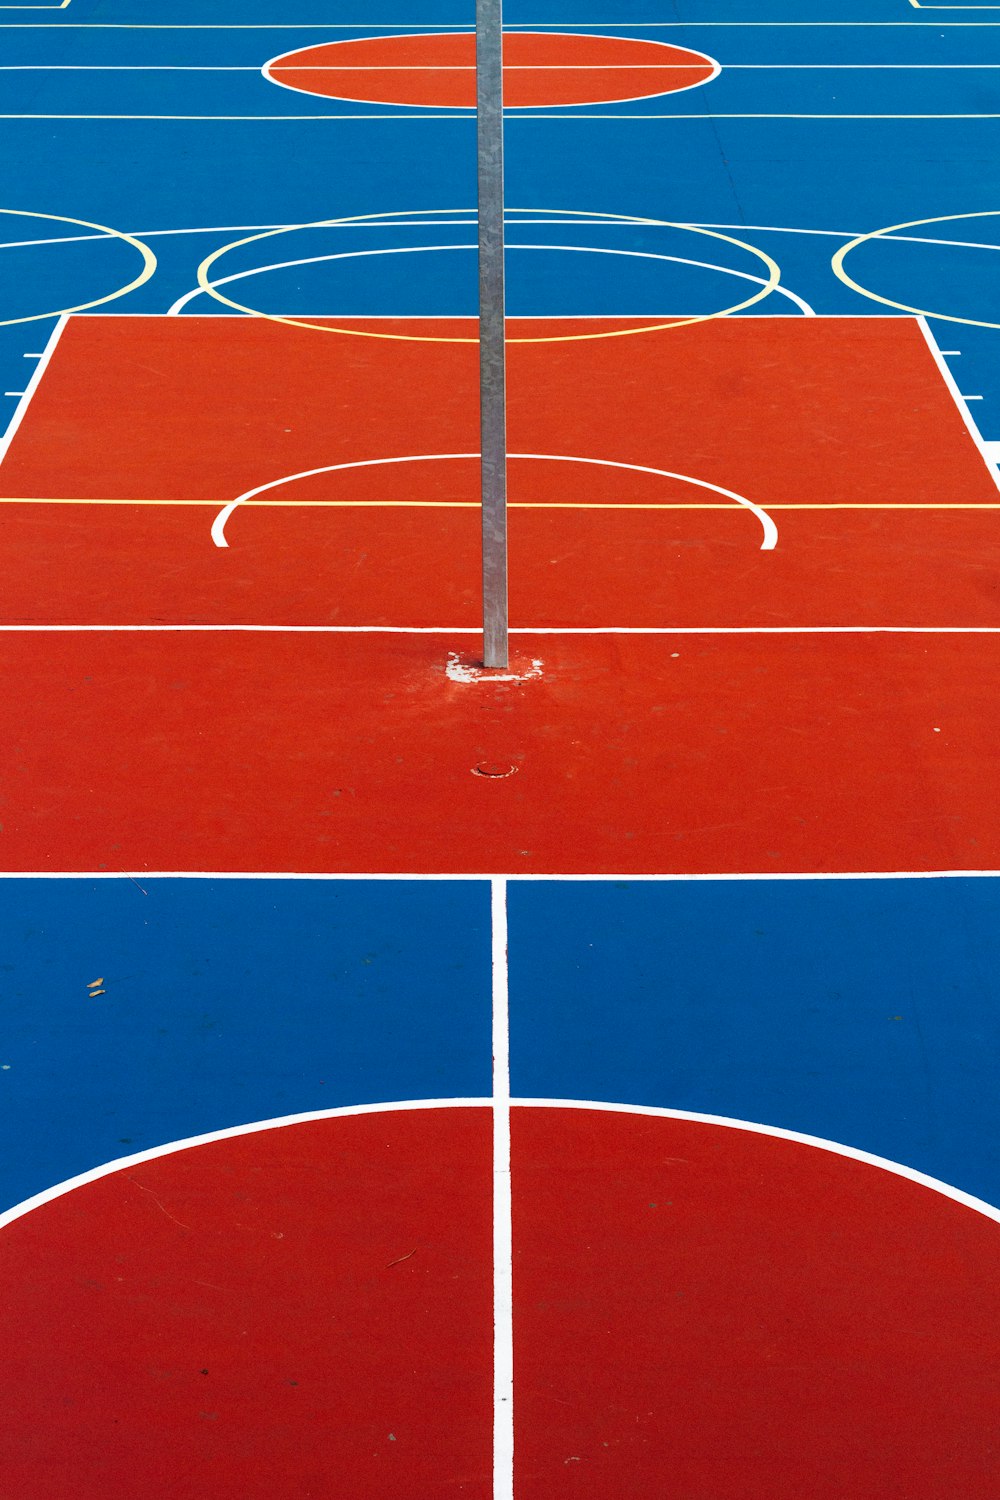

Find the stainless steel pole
[[476, 0, 509, 669]]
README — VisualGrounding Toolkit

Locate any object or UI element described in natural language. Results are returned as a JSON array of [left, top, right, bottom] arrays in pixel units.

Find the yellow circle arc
[[0, 207, 156, 328], [195, 208, 781, 344], [832, 209, 1000, 330]]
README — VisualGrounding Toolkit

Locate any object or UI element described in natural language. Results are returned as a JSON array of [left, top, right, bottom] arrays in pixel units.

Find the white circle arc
[[832, 209, 1000, 329], [193, 208, 784, 343], [0, 206, 156, 326], [1, 1096, 996, 1235], [169, 240, 813, 319], [210, 453, 779, 551]]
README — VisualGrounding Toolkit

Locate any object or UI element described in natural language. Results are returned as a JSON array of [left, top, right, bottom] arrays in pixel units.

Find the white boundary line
[[491, 879, 514, 1500], [4, 112, 1000, 120], [1, 625, 999, 635], [917, 316, 1000, 496], [0, 313, 65, 464], [510, 112, 1000, 118], [6, 62, 1000, 70], [0, 870, 995, 880], [2, 20, 1000, 27], [484, 869, 1000, 880], [3, 220, 1000, 253]]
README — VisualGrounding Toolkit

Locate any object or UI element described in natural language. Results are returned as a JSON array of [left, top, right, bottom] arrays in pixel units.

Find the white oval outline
[[832, 209, 1000, 329], [1, 1096, 997, 1234], [171, 239, 812, 319], [192, 215, 784, 343], [209, 452, 779, 551], [0, 206, 157, 327], [261, 29, 721, 113]]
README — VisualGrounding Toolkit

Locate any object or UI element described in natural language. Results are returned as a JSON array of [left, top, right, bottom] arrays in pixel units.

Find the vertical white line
[[917, 315, 1000, 496], [0, 314, 68, 468], [492, 875, 514, 1500]]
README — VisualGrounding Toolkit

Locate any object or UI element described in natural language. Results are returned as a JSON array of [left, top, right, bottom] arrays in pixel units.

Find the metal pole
[[476, 0, 509, 669]]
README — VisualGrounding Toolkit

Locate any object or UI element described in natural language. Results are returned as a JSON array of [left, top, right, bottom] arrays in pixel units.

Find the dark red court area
[[0, 629, 996, 874], [3, 1105, 999, 1498], [512, 1108, 1000, 1500], [0, 1108, 494, 1500]]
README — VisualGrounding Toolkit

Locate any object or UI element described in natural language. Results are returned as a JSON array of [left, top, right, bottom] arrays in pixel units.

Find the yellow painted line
[[2, 498, 1000, 511]]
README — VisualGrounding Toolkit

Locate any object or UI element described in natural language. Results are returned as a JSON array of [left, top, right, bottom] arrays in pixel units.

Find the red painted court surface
[[0, 1108, 495, 1500], [3, 1105, 999, 1499], [1, 630, 997, 874], [7, 5, 1000, 1494], [264, 33, 718, 109], [1, 314, 997, 631], [512, 1109, 1000, 1499], [1, 312, 998, 874]]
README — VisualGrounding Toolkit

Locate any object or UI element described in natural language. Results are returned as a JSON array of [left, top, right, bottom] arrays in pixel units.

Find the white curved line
[[211, 452, 478, 546], [261, 30, 720, 112], [2, 1095, 995, 1233], [516, 1099, 1000, 1226], [169, 239, 813, 318], [516, 453, 779, 547], [0, 1098, 491, 1233], [211, 451, 778, 550], [517, 243, 813, 314]]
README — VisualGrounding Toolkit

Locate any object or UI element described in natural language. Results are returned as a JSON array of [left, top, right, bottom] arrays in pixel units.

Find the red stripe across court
[[1, 505, 997, 631], [264, 32, 718, 109], [0, 630, 996, 874]]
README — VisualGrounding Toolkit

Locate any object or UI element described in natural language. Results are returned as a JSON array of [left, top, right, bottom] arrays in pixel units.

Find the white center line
[[492, 876, 514, 1500]]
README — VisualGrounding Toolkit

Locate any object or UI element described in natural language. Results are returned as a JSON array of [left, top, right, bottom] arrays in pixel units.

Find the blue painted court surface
[[3, 0, 1000, 1491], [1, 3, 1000, 405], [510, 876, 1000, 1208], [0, 878, 492, 1210], [5, 873, 1000, 1213]]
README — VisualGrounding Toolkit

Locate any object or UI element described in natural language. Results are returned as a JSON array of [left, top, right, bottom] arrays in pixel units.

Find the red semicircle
[[1, 1105, 998, 1497]]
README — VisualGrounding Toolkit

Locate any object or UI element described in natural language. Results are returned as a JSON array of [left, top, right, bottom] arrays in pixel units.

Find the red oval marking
[[265, 31, 719, 110]]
